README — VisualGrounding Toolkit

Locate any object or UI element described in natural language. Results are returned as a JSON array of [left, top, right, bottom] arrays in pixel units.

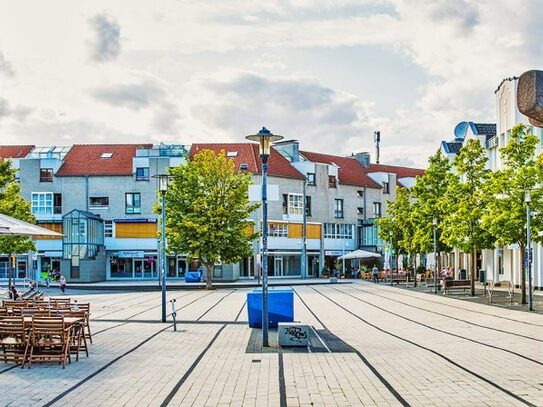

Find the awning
[[337, 249, 381, 260], [0, 214, 63, 237]]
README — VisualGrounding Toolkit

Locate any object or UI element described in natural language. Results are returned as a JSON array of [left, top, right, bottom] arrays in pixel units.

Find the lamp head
[[433, 217, 438, 226], [153, 174, 170, 192], [525, 189, 532, 204], [246, 127, 284, 157]]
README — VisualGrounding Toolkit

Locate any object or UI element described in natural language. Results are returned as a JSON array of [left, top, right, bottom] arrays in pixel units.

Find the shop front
[[108, 250, 158, 279]]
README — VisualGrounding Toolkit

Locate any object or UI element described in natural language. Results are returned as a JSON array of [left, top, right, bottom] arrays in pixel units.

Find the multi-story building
[[438, 77, 543, 290], [1, 143, 187, 282], [1, 140, 424, 282]]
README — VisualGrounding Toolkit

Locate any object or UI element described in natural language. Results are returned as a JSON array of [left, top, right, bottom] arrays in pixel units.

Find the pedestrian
[[46, 271, 51, 289], [9, 284, 20, 300], [28, 279, 36, 291], [372, 264, 379, 284], [59, 275, 67, 294]]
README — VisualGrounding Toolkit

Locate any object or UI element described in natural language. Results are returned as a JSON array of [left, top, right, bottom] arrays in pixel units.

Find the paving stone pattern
[[1, 282, 542, 406]]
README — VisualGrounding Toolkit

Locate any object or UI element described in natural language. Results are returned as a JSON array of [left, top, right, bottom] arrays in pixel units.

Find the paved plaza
[[1, 282, 543, 407]]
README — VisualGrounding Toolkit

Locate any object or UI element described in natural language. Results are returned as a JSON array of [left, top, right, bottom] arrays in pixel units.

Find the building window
[[357, 207, 364, 216], [90, 197, 109, 209], [334, 199, 344, 218], [373, 202, 382, 218], [40, 168, 53, 182], [268, 223, 288, 237], [288, 194, 303, 215], [361, 224, 379, 246], [305, 196, 312, 217], [307, 173, 316, 186], [125, 193, 141, 214], [382, 180, 390, 194], [328, 175, 337, 188], [357, 190, 364, 198], [54, 193, 62, 214], [104, 220, 113, 238], [136, 167, 149, 181], [31, 192, 53, 215], [324, 223, 353, 239]]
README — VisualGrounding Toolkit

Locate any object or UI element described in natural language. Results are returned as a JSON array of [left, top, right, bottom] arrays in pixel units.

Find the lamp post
[[433, 217, 438, 294], [390, 231, 393, 286], [525, 189, 533, 311], [301, 177, 307, 279], [154, 174, 170, 323], [246, 127, 283, 347]]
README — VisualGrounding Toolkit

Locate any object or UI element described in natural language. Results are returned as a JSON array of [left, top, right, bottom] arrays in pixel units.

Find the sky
[[0, 0, 542, 168]]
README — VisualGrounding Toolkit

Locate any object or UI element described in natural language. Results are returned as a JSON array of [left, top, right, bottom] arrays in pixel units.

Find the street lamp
[[246, 127, 283, 347], [389, 230, 393, 286], [154, 173, 170, 323], [433, 217, 438, 294], [525, 189, 533, 311]]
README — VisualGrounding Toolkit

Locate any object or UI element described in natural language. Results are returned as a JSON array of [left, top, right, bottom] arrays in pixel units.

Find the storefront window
[[110, 256, 133, 278]]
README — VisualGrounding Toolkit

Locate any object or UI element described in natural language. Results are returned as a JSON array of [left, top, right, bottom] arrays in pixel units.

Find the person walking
[[59, 275, 67, 294], [372, 264, 379, 284]]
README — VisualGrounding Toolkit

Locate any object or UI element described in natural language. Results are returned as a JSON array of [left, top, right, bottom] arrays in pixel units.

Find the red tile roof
[[189, 143, 305, 179], [300, 151, 382, 188], [56, 144, 151, 177], [367, 163, 425, 179], [0, 145, 34, 159]]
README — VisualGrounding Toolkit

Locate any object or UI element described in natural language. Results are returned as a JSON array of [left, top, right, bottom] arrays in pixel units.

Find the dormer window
[[227, 151, 238, 157], [101, 152, 113, 159], [328, 175, 337, 188], [240, 163, 249, 171]]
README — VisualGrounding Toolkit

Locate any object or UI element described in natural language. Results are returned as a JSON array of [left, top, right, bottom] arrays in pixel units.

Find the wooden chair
[[50, 298, 71, 306], [20, 308, 42, 317], [27, 317, 71, 369], [64, 310, 88, 361], [0, 316, 29, 365], [0, 308, 8, 317], [77, 303, 92, 344]]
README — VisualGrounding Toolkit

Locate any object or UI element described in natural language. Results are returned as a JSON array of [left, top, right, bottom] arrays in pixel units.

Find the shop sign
[[325, 250, 344, 256], [118, 250, 145, 258], [114, 219, 157, 224]]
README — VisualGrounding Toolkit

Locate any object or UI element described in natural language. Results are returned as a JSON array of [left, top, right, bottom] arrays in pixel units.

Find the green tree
[[441, 139, 495, 295], [0, 158, 36, 286], [162, 149, 259, 289], [482, 124, 543, 303], [377, 187, 416, 272], [411, 151, 453, 271]]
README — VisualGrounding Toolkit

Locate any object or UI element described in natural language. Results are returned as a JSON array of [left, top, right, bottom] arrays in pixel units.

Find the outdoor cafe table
[[23, 316, 83, 326]]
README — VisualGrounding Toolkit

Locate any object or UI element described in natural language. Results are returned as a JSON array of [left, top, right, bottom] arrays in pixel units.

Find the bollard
[[170, 298, 177, 332]]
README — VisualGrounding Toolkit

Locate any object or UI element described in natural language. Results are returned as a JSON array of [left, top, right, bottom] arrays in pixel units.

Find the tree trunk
[[520, 244, 527, 304], [470, 247, 476, 296], [205, 263, 213, 290]]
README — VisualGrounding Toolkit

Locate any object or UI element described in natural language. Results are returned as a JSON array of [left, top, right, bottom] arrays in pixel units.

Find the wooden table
[[23, 317, 83, 326]]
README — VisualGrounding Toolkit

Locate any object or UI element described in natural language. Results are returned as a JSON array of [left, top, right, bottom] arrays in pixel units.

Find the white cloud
[[0, 52, 15, 77]]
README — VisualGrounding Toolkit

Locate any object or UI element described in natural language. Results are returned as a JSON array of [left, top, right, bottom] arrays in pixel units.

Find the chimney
[[353, 152, 371, 167]]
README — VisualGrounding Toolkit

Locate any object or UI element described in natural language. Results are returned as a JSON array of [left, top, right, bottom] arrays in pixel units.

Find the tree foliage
[[411, 150, 452, 254], [0, 158, 36, 255], [162, 149, 259, 289], [441, 139, 495, 294], [482, 124, 543, 302], [377, 187, 416, 267]]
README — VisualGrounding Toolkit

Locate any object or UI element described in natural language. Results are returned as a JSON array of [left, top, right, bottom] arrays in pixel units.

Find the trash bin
[[247, 288, 294, 328], [459, 269, 467, 280], [479, 270, 486, 283]]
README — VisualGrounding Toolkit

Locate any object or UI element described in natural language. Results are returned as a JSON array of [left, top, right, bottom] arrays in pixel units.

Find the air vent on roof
[[101, 153, 113, 158], [227, 151, 238, 157], [240, 163, 249, 171]]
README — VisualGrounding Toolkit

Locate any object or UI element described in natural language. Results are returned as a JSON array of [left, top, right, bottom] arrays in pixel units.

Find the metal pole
[[390, 232, 393, 286], [301, 178, 307, 279], [433, 222, 438, 294], [161, 190, 167, 323], [527, 201, 533, 311], [342, 234, 346, 276], [261, 155, 269, 347]]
